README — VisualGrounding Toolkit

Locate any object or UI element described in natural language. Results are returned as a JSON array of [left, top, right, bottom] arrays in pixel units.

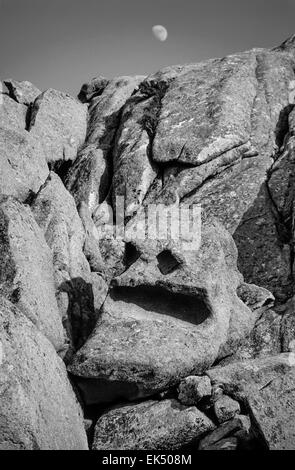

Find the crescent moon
[[152, 25, 168, 42]]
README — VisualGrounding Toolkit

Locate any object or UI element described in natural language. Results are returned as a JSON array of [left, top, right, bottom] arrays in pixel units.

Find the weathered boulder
[[66, 76, 144, 213], [78, 76, 109, 103], [4, 79, 41, 106], [280, 296, 295, 352], [28, 88, 87, 165], [178, 376, 212, 405], [237, 282, 275, 312], [112, 90, 158, 218], [92, 399, 215, 450], [214, 395, 241, 424], [68, 219, 255, 403], [207, 354, 295, 449], [219, 308, 282, 364], [111, 46, 295, 302], [0, 296, 88, 450], [0, 197, 65, 351], [0, 93, 27, 131], [198, 415, 251, 450], [0, 127, 49, 202], [31, 172, 108, 351]]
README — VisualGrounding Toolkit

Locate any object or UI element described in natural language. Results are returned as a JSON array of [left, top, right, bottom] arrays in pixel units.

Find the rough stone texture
[[0, 93, 27, 130], [198, 415, 251, 450], [78, 201, 126, 279], [112, 92, 158, 218], [116, 48, 295, 302], [66, 76, 145, 213], [3, 32, 295, 450], [203, 437, 238, 450], [214, 395, 241, 423], [220, 309, 282, 363], [28, 88, 88, 164], [68, 219, 255, 403], [280, 296, 295, 352], [92, 399, 215, 450], [4, 79, 41, 106], [31, 172, 108, 351], [78, 76, 109, 103], [237, 283, 275, 312], [0, 296, 88, 450], [178, 376, 212, 405], [0, 127, 49, 202], [0, 197, 65, 351], [207, 354, 295, 449]]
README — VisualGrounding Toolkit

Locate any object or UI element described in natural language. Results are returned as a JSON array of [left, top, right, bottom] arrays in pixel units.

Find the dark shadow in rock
[[275, 104, 293, 149], [157, 249, 182, 275], [233, 183, 293, 302], [110, 285, 211, 326], [58, 277, 100, 351], [124, 242, 141, 267], [49, 159, 73, 184], [73, 376, 141, 406]]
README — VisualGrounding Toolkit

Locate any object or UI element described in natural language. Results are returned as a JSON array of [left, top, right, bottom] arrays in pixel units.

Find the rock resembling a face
[[68, 219, 256, 404]]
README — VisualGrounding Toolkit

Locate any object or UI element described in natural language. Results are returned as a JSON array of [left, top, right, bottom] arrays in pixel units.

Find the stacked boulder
[[1, 34, 295, 449]]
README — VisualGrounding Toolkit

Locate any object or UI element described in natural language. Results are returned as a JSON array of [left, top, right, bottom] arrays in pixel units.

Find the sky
[[1, 0, 295, 96]]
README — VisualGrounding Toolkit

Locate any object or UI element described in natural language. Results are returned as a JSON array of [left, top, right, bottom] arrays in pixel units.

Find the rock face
[[68, 219, 255, 403], [0, 127, 49, 202], [4, 79, 41, 106], [92, 399, 215, 450], [66, 76, 145, 213], [207, 354, 295, 449], [0, 297, 88, 450], [0, 198, 65, 351], [2, 33, 295, 449], [0, 93, 27, 130], [28, 88, 88, 166], [30, 172, 107, 352]]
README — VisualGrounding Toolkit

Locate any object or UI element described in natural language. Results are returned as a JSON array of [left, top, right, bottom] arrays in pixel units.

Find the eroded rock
[[68, 220, 255, 403], [207, 354, 295, 449], [0, 197, 65, 350], [0, 127, 49, 202], [0, 296, 88, 450], [92, 399, 215, 450], [66, 76, 144, 213], [178, 376, 212, 405], [28, 88, 87, 165], [31, 172, 108, 351], [4, 79, 41, 106]]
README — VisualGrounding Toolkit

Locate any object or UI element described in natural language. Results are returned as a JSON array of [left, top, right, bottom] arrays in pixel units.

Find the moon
[[152, 25, 168, 42]]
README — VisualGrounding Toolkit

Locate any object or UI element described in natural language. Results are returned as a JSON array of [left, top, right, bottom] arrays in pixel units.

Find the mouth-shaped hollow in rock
[[110, 285, 211, 326]]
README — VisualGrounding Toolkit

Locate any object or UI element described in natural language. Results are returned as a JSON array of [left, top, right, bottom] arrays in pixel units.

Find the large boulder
[[0, 197, 65, 351], [4, 79, 41, 106], [0, 296, 88, 450], [207, 354, 295, 449], [28, 88, 87, 165], [92, 399, 215, 450], [108, 45, 295, 301], [0, 127, 49, 202], [68, 219, 255, 404], [66, 76, 145, 213], [0, 93, 27, 131], [31, 172, 108, 352]]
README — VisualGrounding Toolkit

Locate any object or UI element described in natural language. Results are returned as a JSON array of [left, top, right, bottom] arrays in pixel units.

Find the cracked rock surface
[[1, 33, 295, 449]]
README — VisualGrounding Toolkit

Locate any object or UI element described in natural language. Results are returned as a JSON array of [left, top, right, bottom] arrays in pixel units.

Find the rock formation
[[1, 33, 295, 450]]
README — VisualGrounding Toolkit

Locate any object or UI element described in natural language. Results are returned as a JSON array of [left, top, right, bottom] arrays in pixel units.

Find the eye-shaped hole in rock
[[124, 242, 140, 267], [157, 250, 181, 275], [110, 285, 211, 326]]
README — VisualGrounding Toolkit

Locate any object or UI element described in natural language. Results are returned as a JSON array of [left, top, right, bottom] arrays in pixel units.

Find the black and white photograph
[[1, 0, 295, 456]]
